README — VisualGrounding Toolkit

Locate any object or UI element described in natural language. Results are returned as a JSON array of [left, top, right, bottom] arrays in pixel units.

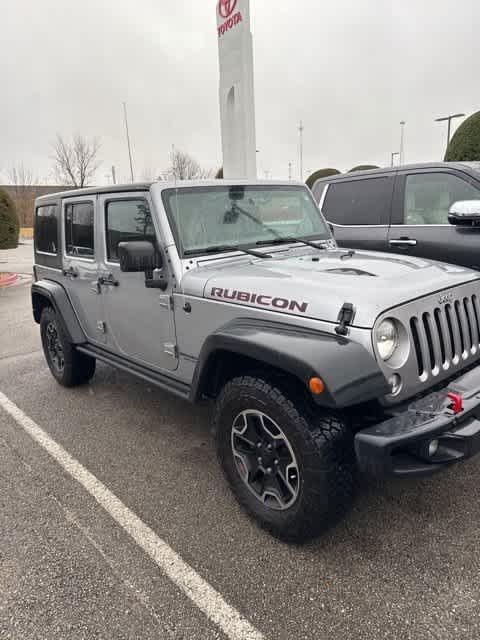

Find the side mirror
[[118, 241, 168, 291], [448, 201, 480, 227], [118, 241, 162, 272]]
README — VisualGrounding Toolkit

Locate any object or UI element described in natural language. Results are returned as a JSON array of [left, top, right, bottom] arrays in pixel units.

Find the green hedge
[[445, 111, 480, 162], [0, 188, 19, 250], [306, 168, 340, 189]]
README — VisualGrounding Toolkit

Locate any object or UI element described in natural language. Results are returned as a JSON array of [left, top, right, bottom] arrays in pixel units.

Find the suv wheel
[[215, 376, 355, 543], [40, 307, 96, 387]]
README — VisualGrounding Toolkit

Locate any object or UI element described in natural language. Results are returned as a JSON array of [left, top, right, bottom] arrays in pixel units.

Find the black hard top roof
[[35, 182, 153, 202], [313, 162, 480, 185]]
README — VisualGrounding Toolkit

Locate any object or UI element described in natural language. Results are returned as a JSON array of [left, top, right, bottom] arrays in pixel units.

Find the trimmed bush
[[0, 188, 19, 250], [445, 111, 480, 162], [348, 165, 380, 172], [306, 168, 340, 189], [216, 167, 224, 179]]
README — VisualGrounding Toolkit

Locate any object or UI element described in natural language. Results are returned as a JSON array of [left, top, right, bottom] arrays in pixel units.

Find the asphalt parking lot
[[1, 251, 480, 639]]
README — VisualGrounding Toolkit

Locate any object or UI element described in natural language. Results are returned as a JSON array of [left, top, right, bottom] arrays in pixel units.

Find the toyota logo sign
[[218, 0, 237, 19]]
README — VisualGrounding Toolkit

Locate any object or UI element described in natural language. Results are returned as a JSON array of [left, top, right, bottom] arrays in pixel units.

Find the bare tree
[[52, 134, 101, 188], [140, 167, 162, 182], [4, 162, 39, 226], [163, 149, 213, 181]]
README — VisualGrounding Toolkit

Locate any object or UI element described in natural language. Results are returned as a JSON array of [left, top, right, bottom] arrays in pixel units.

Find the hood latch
[[335, 302, 356, 336]]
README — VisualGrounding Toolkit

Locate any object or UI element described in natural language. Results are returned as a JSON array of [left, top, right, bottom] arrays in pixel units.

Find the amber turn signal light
[[309, 377, 325, 395]]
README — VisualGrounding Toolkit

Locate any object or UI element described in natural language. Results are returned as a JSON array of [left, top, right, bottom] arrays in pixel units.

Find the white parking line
[[0, 391, 264, 640]]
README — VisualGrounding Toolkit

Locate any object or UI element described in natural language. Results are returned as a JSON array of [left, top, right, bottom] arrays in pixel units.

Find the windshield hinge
[[335, 302, 356, 336]]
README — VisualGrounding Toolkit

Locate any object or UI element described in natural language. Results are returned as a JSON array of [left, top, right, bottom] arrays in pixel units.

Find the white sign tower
[[217, 0, 257, 179]]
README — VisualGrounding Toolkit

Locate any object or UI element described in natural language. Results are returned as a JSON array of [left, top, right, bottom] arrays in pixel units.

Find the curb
[[0, 273, 19, 288]]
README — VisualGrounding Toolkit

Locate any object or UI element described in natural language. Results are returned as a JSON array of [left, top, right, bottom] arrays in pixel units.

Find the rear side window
[[105, 199, 156, 262], [322, 178, 393, 225], [35, 205, 58, 254], [65, 202, 95, 258]]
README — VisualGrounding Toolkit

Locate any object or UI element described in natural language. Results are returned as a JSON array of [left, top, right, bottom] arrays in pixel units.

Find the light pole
[[288, 162, 292, 181], [123, 102, 135, 183], [435, 113, 465, 156], [391, 152, 400, 167], [299, 120, 304, 181], [399, 121, 406, 165]]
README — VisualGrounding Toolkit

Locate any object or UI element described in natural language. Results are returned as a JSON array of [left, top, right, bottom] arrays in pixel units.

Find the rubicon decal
[[211, 288, 309, 313]]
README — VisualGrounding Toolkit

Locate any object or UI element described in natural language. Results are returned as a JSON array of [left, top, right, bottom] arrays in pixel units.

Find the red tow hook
[[447, 392, 463, 415]]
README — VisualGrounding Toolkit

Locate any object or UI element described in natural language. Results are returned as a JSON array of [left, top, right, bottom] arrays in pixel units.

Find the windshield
[[161, 185, 331, 256]]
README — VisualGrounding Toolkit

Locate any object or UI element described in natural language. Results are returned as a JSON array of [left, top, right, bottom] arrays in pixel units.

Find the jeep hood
[[181, 249, 480, 327]]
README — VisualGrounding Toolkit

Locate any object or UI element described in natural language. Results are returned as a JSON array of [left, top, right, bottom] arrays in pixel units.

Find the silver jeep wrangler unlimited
[[32, 180, 480, 542]]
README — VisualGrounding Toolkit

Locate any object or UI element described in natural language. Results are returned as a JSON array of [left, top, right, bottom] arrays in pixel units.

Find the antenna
[[298, 121, 304, 181], [172, 144, 177, 188], [123, 102, 135, 182]]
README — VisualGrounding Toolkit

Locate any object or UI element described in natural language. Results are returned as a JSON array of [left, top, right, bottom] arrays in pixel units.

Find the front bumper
[[355, 366, 480, 476]]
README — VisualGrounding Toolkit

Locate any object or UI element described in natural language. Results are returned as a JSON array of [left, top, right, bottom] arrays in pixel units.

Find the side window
[[35, 205, 58, 254], [404, 173, 480, 225], [65, 202, 95, 258], [322, 178, 392, 225], [105, 199, 156, 262]]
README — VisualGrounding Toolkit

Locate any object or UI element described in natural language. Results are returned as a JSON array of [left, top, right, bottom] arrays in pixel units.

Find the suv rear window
[[322, 178, 392, 225], [35, 205, 58, 254], [65, 202, 95, 258]]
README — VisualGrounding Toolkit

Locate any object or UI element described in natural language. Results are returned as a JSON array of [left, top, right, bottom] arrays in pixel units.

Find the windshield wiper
[[256, 237, 328, 251], [229, 204, 329, 253], [184, 245, 272, 259]]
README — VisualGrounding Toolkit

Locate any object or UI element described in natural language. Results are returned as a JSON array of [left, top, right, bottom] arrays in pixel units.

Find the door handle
[[389, 238, 417, 247], [98, 274, 119, 287], [62, 267, 78, 278]]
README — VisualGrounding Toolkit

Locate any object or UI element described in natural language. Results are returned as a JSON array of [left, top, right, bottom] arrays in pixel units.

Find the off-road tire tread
[[40, 307, 96, 387], [214, 375, 356, 543]]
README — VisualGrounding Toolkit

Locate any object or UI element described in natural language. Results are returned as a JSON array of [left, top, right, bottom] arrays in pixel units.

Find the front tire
[[215, 376, 356, 543], [40, 307, 96, 387]]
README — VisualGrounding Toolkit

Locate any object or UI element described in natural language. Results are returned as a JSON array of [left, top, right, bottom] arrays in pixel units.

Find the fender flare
[[191, 318, 389, 409], [31, 280, 86, 344]]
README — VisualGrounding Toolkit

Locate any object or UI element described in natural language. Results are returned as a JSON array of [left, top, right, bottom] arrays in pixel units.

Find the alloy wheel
[[46, 321, 65, 373], [231, 410, 300, 511]]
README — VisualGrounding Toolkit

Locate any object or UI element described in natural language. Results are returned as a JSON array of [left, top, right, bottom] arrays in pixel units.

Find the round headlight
[[376, 319, 399, 361]]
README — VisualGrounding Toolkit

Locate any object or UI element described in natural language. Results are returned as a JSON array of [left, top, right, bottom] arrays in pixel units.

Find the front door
[[388, 170, 480, 269], [320, 175, 394, 251], [62, 196, 106, 344], [97, 192, 178, 372]]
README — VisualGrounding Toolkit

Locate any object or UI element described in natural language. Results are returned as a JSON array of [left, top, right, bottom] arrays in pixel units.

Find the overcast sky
[[1, 0, 479, 184]]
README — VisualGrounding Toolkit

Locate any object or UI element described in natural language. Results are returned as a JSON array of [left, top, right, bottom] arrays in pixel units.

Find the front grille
[[410, 294, 480, 380]]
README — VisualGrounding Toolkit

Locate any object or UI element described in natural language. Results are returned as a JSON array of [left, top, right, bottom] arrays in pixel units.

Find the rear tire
[[215, 375, 356, 543], [40, 307, 96, 387]]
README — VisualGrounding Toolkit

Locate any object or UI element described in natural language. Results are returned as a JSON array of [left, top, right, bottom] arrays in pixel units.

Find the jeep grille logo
[[438, 292, 454, 305]]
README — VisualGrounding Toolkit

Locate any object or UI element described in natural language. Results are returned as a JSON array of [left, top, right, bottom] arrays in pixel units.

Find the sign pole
[[217, 0, 257, 179]]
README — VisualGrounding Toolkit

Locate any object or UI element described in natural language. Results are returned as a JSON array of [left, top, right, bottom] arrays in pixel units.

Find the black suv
[[312, 162, 480, 269]]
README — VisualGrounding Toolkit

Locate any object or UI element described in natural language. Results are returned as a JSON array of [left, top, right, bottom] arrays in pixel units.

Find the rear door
[[318, 175, 394, 251], [61, 195, 106, 344], [388, 169, 480, 269]]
